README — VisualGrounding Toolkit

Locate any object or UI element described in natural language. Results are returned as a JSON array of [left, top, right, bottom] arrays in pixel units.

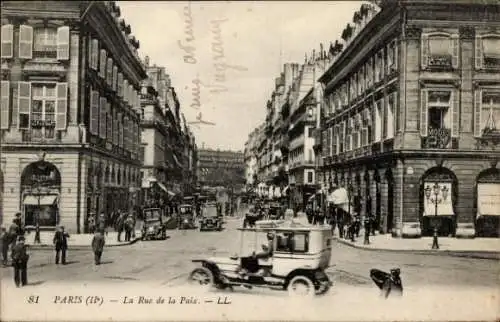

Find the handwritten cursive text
[[178, 4, 197, 64]]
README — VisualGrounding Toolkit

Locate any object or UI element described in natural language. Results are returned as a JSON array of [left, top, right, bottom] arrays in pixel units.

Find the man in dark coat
[[91, 231, 105, 265], [8, 219, 21, 247], [1, 227, 9, 266], [11, 236, 29, 287], [53, 226, 70, 265], [116, 212, 125, 242], [124, 215, 134, 242]]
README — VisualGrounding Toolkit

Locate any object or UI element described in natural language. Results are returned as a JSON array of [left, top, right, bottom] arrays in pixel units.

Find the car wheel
[[188, 267, 214, 289], [287, 276, 315, 297]]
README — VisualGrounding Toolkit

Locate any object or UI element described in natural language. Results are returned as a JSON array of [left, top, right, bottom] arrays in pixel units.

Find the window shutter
[[56, 26, 70, 60], [106, 58, 113, 86], [128, 85, 133, 106], [394, 40, 399, 70], [99, 97, 107, 139], [112, 66, 118, 91], [89, 90, 99, 134], [1, 24, 14, 58], [1, 81, 10, 129], [124, 79, 129, 102], [106, 102, 112, 142], [117, 113, 123, 147], [451, 34, 459, 69], [421, 33, 429, 69], [474, 36, 483, 69], [91, 39, 99, 70], [112, 108, 118, 145], [450, 90, 460, 138], [17, 82, 31, 129], [99, 49, 107, 78], [474, 89, 482, 137], [18, 25, 33, 59], [322, 130, 327, 158], [55, 82, 68, 130], [117, 73, 123, 97], [420, 89, 428, 137]]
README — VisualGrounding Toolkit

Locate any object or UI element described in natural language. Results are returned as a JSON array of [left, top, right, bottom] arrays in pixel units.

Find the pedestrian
[[1, 227, 9, 266], [11, 236, 29, 287], [98, 212, 107, 236], [131, 211, 137, 239], [305, 204, 314, 224], [124, 215, 134, 242], [116, 211, 125, 242], [52, 226, 70, 265], [91, 231, 105, 265]]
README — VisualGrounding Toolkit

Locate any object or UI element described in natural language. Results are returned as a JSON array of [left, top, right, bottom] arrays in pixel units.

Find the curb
[[26, 237, 142, 251], [334, 237, 500, 260]]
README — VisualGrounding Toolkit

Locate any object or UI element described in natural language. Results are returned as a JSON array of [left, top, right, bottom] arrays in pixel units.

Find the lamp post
[[347, 183, 354, 242], [33, 183, 42, 244], [424, 183, 449, 250]]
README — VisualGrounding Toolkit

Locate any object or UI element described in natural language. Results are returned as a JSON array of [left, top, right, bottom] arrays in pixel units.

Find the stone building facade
[[319, 0, 500, 238], [0, 1, 146, 233]]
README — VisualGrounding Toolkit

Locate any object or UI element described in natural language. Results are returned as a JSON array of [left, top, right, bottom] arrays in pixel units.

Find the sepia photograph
[[0, 0, 499, 321]]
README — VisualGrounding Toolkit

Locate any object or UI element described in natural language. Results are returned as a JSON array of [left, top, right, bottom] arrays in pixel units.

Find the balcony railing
[[21, 129, 62, 143], [428, 55, 452, 68], [421, 128, 454, 149]]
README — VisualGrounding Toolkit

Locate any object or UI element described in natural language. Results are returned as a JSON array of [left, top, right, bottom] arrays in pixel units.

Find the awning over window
[[23, 195, 58, 206], [477, 183, 500, 218], [423, 182, 454, 216]]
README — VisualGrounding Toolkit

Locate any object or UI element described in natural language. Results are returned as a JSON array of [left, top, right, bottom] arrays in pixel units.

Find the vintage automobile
[[199, 204, 223, 231], [178, 204, 196, 229], [141, 208, 168, 240], [188, 222, 333, 297]]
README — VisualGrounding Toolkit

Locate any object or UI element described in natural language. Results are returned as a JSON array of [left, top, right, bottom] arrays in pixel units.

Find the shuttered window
[[118, 113, 124, 148], [112, 66, 118, 91], [321, 129, 328, 158], [56, 26, 70, 60], [99, 49, 107, 78], [89, 90, 99, 135], [123, 79, 129, 103], [451, 90, 459, 138], [128, 84, 133, 106], [451, 34, 459, 69], [19, 25, 33, 59], [112, 108, 118, 145], [106, 57, 113, 86], [474, 89, 482, 137], [124, 115, 129, 151], [99, 97, 107, 139], [1, 81, 10, 129], [117, 73, 123, 97], [1, 24, 14, 58], [18, 82, 31, 129], [106, 102, 112, 142], [90, 39, 99, 70], [55, 82, 67, 130], [420, 89, 428, 137]]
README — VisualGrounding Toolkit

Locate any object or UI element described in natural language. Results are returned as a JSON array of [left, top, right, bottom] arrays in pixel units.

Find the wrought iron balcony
[[428, 55, 452, 68], [21, 129, 62, 143]]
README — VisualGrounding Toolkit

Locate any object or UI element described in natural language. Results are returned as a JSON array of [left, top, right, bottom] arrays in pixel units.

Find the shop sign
[[425, 128, 451, 149], [477, 183, 500, 217], [21, 161, 61, 187]]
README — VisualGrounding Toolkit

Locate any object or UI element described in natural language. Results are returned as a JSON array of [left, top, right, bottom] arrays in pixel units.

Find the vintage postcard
[[0, 0, 499, 321]]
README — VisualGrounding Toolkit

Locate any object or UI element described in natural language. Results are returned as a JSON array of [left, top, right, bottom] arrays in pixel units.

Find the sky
[[118, 1, 363, 151]]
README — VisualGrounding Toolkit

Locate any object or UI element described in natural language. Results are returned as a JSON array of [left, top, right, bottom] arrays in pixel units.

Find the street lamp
[[33, 182, 43, 244], [347, 183, 354, 242], [424, 183, 449, 250]]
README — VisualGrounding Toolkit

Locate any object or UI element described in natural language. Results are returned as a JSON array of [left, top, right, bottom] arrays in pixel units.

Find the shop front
[[420, 167, 457, 237], [476, 168, 500, 237], [20, 161, 61, 229]]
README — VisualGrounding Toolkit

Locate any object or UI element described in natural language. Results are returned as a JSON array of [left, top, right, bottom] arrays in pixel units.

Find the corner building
[[319, 0, 500, 238], [0, 1, 146, 233]]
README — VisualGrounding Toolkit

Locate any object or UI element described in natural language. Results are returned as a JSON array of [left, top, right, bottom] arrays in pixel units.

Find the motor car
[[199, 204, 223, 231], [243, 207, 264, 228], [267, 202, 283, 220], [178, 204, 196, 229], [141, 208, 168, 240], [188, 222, 333, 297]]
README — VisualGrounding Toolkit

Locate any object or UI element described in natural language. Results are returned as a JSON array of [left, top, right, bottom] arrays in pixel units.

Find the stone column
[[393, 159, 405, 237], [360, 169, 367, 219]]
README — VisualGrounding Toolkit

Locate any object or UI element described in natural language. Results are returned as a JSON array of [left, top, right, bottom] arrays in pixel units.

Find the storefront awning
[[477, 183, 500, 217], [23, 195, 58, 206]]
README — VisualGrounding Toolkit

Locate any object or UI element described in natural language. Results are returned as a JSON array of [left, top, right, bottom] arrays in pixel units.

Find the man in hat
[[124, 214, 134, 242], [11, 236, 29, 287], [53, 226, 70, 265], [91, 231, 105, 265]]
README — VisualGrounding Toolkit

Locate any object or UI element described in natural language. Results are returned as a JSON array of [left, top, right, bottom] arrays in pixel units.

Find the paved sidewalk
[[335, 229, 500, 259], [23, 230, 142, 249]]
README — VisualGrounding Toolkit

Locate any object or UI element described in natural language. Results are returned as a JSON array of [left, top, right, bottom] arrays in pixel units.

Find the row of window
[[323, 92, 396, 157], [89, 89, 140, 157], [320, 88, 500, 156], [325, 39, 398, 116], [1, 24, 70, 60], [88, 37, 140, 110], [1, 81, 67, 136]]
